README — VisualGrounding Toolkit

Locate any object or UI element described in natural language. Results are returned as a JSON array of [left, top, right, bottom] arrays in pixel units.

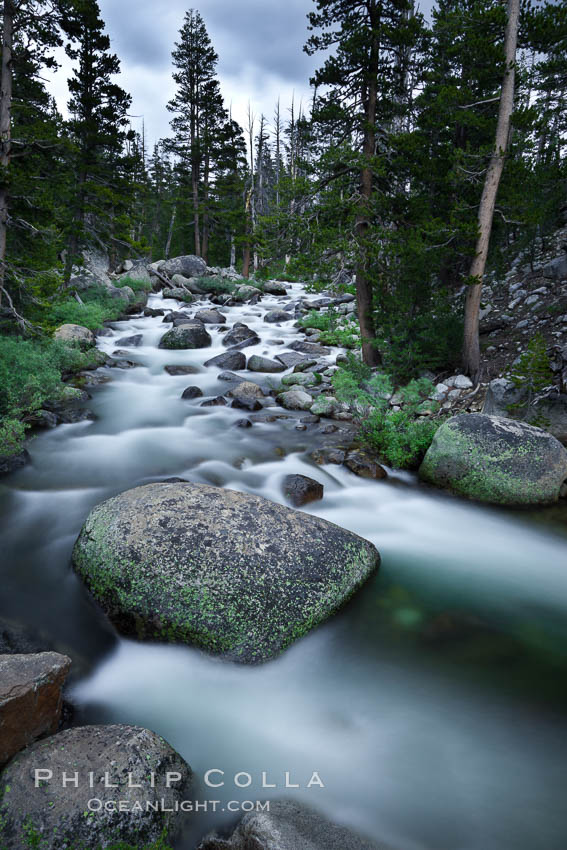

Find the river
[[1, 282, 567, 849]]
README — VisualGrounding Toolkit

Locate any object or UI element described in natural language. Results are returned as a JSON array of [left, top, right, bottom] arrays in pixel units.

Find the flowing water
[[1, 283, 567, 850]]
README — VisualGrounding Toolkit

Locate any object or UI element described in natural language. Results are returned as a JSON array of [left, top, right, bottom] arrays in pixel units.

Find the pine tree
[[167, 9, 226, 259], [305, 0, 423, 366], [60, 0, 132, 279]]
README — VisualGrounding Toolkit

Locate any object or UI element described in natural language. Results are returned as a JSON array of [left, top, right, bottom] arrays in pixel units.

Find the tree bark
[[0, 0, 14, 307], [165, 204, 176, 260], [355, 4, 381, 368], [462, 0, 520, 380]]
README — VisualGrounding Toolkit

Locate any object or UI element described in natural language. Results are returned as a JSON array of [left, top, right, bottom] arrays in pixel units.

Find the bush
[[49, 286, 123, 331], [117, 276, 152, 293], [332, 364, 441, 469], [194, 275, 237, 295], [299, 308, 361, 349], [0, 335, 101, 458]]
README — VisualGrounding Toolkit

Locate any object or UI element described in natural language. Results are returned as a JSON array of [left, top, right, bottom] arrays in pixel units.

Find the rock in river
[[205, 350, 247, 370], [278, 389, 314, 411], [247, 354, 285, 373], [0, 725, 191, 850], [0, 652, 71, 768], [71, 482, 380, 663], [159, 322, 212, 350], [198, 800, 383, 850], [283, 474, 324, 507], [419, 413, 567, 506], [161, 254, 206, 279]]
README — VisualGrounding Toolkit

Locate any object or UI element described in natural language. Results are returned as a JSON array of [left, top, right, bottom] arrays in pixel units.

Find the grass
[[116, 275, 153, 293]]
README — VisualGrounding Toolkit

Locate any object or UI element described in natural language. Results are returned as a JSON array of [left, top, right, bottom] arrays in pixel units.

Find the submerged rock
[[72, 482, 379, 663], [198, 800, 383, 850], [0, 652, 71, 768], [345, 450, 387, 480], [0, 725, 191, 850], [419, 414, 567, 505], [181, 386, 204, 400]]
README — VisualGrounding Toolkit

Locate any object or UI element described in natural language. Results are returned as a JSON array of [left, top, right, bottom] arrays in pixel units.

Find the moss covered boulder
[[72, 482, 379, 663], [0, 725, 191, 850], [159, 322, 212, 349], [419, 414, 567, 506]]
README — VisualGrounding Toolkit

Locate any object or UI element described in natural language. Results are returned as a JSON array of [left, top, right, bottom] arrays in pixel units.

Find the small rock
[[231, 397, 262, 412], [159, 323, 212, 350], [165, 365, 200, 376], [201, 396, 227, 407], [234, 419, 253, 428], [181, 386, 204, 400], [205, 350, 247, 370], [278, 389, 314, 411], [310, 396, 340, 417], [282, 474, 324, 507], [116, 333, 143, 347], [310, 447, 346, 465], [195, 308, 226, 324], [265, 309, 292, 323], [227, 381, 264, 400], [247, 355, 285, 373], [345, 450, 387, 480]]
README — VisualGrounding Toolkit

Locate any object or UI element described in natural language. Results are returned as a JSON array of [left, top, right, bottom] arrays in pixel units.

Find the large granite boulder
[[263, 281, 288, 295], [72, 482, 379, 663], [0, 653, 71, 768], [0, 725, 191, 850], [419, 414, 567, 505], [198, 800, 384, 850], [54, 324, 95, 350], [162, 254, 207, 279], [159, 322, 212, 350]]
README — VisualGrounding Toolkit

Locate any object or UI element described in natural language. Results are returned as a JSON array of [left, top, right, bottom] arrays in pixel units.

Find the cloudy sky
[[48, 0, 321, 149]]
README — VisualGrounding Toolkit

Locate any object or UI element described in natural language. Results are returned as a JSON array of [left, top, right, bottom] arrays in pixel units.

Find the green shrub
[[507, 333, 554, 419], [299, 308, 361, 348], [48, 286, 123, 331], [194, 275, 237, 295], [117, 276, 152, 293], [0, 418, 26, 459], [332, 365, 440, 469]]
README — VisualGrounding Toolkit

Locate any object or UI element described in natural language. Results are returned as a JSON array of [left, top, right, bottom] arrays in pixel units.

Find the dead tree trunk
[[462, 0, 520, 380]]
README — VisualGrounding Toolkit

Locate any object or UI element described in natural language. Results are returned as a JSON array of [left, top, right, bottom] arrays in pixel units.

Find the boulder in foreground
[[0, 724, 191, 850], [72, 482, 380, 663], [419, 413, 567, 505], [198, 800, 385, 850], [0, 652, 71, 767]]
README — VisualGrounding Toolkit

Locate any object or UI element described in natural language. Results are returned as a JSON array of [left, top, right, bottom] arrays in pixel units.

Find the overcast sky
[[48, 0, 321, 150]]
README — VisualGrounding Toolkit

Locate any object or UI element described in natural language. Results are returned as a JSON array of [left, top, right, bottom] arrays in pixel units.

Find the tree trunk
[[165, 204, 176, 259], [0, 0, 14, 307], [230, 232, 236, 270], [462, 0, 520, 380], [202, 152, 210, 263], [355, 12, 381, 368]]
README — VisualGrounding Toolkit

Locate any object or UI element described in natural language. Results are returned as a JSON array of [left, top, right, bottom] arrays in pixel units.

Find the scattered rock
[[0, 725, 191, 850], [310, 396, 340, 418], [231, 397, 262, 412], [159, 323, 212, 350], [227, 381, 264, 400], [275, 351, 314, 369], [198, 800, 382, 850], [71, 482, 380, 663], [278, 389, 314, 411], [0, 653, 71, 768], [419, 414, 567, 505], [281, 372, 318, 388], [247, 354, 285, 373], [223, 324, 260, 349], [264, 309, 292, 323], [195, 308, 226, 324], [201, 396, 227, 407], [310, 447, 347, 465], [345, 450, 387, 480], [164, 364, 200, 376], [282, 474, 324, 507], [116, 333, 143, 347], [234, 419, 253, 428], [263, 281, 288, 295], [289, 340, 332, 356], [181, 386, 204, 400], [205, 350, 247, 370], [164, 287, 194, 303]]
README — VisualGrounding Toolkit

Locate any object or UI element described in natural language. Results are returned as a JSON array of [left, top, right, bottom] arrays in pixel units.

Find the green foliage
[[332, 365, 440, 469], [48, 287, 123, 331], [194, 275, 237, 295], [117, 276, 152, 293], [299, 308, 361, 348], [507, 334, 554, 425], [0, 334, 101, 458]]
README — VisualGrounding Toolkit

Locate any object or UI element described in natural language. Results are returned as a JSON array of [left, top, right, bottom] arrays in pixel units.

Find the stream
[[1, 282, 567, 850]]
